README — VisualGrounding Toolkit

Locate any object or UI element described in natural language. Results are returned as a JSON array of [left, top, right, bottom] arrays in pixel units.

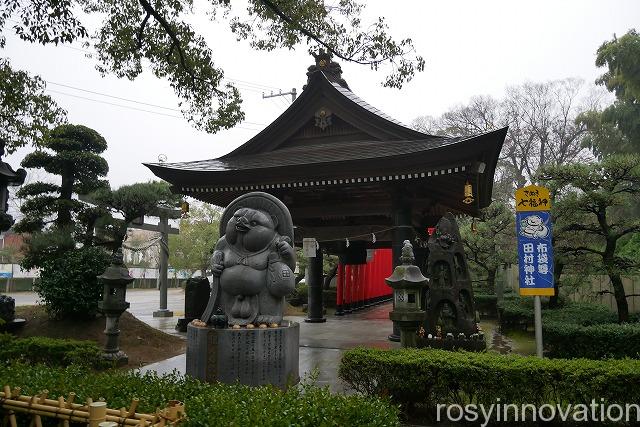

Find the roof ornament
[[314, 108, 333, 130], [305, 49, 350, 90]]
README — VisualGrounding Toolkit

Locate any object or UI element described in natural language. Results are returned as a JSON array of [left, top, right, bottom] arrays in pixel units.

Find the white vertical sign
[[302, 238, 317, 258]]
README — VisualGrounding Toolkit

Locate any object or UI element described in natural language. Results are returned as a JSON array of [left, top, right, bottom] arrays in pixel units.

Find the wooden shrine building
[[146, 52, 507, 331]]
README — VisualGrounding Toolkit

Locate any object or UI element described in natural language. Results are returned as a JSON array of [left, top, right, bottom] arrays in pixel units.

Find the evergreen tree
[[15, 124, 109, 268], [169, 202, 222, 276], [93, 181, 180, 252], [0, 58, 66, 153], [540, 155, 640, 322], [578, 29, 640, 156], [460, 201, 516, 291]]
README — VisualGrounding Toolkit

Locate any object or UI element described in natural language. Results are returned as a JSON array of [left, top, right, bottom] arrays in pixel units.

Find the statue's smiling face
[[226, 208, 277, 252]]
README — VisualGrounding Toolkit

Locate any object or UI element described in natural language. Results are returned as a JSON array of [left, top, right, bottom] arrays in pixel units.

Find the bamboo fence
[[0, 385, 185, 427]]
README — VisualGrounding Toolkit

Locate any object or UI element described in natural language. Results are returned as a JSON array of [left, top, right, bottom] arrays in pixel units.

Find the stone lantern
[[0, 138, 26, 232], [97, 249, 133, 365], [386, 240, 429, 347]]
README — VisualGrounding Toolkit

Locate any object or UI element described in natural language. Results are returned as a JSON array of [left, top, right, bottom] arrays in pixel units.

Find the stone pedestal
[[186, 321, 300, 388], [153, 309, 174, 318]]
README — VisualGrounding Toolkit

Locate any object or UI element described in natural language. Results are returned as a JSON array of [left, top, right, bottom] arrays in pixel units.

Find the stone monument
[[176, 276, 210, 332], [421, 213, 485, 350], [186, 192, 299, 387]]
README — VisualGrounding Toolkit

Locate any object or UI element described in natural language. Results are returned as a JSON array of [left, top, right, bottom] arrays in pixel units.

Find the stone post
[[305, 245, 326, 323], [153, 214, 173, 317]]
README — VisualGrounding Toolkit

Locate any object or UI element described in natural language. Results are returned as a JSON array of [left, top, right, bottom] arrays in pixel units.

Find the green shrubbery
[[339, 347, 640, 421], [497, 300, 640, 359], [473, 287, 517, 317], [0, 363, 400, 426], [542, 302, 640, 359], [288, 283, 308, 306], [473, 293, 498, 317], [544, 321, 640, 359], [34, 246, 111, 319], [543, 302, 618, 325], [497, 298, 534, 328], [0, 334, 105, 368]]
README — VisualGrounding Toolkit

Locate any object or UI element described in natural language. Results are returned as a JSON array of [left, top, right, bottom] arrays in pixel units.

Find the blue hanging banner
[[515, 185, 555, 296]]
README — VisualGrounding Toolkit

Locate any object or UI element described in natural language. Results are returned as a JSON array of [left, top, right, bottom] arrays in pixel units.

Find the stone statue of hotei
[[201, 192, 296, 327]]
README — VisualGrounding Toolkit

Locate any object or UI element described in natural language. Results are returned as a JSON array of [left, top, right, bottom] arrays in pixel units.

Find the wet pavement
[[8, 289, 399, 392]]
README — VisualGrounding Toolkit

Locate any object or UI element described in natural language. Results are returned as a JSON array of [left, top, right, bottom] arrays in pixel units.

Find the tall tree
[[459, 201, 516, 290], [540, 155, 640, 322], [169, 202, 222, 276], [1, 0, 424, 136], [0, 58, 66, 153], [15, 125, 108, 231], [13, 124, 110, 319], [578, 29, 640, 156], [15, 124, 109, 267]]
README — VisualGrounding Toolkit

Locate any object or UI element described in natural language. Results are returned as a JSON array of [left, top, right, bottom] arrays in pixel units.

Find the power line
[[46, 89, 183, 118], [46, 81, 181, 111], [44, 82, 266, 126], [45, 89, 263, 130], [226, 77, 281, 91]]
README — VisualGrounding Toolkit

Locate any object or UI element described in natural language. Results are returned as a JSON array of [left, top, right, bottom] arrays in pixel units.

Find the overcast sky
[[4, 0, 640, 188]]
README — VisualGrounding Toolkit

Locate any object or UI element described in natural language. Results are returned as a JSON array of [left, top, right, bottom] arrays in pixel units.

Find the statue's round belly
[[220, 265, 265, 296]]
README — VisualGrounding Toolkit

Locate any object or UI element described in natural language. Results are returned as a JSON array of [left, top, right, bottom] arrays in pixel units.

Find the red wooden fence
[[336, 249, 393, 314]]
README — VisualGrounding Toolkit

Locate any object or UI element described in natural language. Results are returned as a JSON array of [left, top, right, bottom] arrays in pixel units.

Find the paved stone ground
[[9, 289, 399, 392]]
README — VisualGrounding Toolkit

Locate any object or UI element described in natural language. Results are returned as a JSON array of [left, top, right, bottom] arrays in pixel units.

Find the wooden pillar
[[389, 193, 412, 341], [305, 245, 326, 323]]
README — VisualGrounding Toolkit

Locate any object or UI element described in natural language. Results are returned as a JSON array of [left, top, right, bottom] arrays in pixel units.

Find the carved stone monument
[[421, 213, 485, 350], [186, 192, 299, 387]]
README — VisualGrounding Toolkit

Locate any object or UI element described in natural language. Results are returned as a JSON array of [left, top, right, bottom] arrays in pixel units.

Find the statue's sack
[[267, 253, 295, 298]]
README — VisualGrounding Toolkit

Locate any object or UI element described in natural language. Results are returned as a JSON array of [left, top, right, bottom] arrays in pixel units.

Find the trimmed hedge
[[544, 302, 639, 359], [496, 301, 640, 359], [0, 363, 400, 426], [339, 347, 640, 420], [544, 322, 640, 359], [543, 302, 618, 325], [0, 334, 104, 368], [499, 300, 621, 330]]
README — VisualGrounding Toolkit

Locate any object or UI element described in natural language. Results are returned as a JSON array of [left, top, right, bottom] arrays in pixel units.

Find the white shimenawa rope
[[122, 235, 163, 252]]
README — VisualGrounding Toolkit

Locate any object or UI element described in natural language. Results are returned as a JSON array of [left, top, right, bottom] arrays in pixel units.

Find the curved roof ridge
[[324, 76, 407, 127]]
